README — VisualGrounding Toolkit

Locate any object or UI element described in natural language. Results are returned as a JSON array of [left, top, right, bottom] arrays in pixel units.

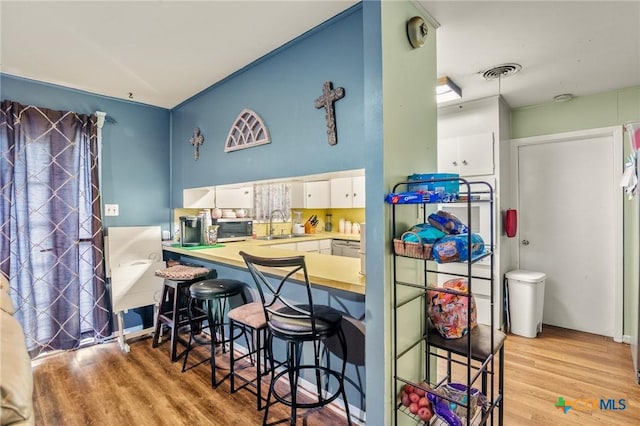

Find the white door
[[513, 127, 622, 339]]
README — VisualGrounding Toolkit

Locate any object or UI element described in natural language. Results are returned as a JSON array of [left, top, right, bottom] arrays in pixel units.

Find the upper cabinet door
[[291, 181, 330, 209], [330, 176, 366, 208], [437, 137, 459, 174], [330, 177, 353, 208], [351, 175, 366, 208], [215, 186, 254, 208], [458, 133, 494, 176], [438, 133, 494, 177], [304, 181, 330, 209]]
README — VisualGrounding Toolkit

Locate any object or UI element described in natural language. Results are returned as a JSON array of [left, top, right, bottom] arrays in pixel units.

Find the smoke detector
[[553, 93, 574, 103], [481, 63, 522, 80]]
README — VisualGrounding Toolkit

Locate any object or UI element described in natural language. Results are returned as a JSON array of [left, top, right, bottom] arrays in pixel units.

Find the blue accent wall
[[1, 2, 403, 419], [0, 74, 172, 232], [170, 5, 365, 206], [361, 1, 385, 423]]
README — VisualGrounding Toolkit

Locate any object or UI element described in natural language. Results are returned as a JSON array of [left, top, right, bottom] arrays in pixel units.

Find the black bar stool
[[239, 251, 352, 426], [152, 265, 214, 362], [181, 278, 247, 388]]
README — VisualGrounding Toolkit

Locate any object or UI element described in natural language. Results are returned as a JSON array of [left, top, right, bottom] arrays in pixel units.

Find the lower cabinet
[[270, 239, 332, 254]]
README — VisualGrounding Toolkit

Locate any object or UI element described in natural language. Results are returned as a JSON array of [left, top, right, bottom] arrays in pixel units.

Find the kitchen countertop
[[162, 232, 365, 295]]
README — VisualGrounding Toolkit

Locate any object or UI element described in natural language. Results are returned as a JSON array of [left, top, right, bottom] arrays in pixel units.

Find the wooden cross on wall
[[314, 81, 345, 146], [189, 127, 204, 160]]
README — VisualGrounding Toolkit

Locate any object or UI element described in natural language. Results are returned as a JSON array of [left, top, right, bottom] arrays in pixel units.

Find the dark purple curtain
[[0, 100, 110, 357]]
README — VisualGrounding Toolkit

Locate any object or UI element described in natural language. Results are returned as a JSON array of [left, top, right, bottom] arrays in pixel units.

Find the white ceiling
[[1, 1, 639, 110], [423, 0, 640, 108]]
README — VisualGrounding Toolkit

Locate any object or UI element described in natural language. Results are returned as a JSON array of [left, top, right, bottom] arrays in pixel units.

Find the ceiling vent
[[481, 63, 522, 80]]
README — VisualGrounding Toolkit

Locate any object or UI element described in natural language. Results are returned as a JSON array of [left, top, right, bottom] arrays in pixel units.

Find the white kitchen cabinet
[[269, 242, 297, 251], [438, 132, 494, 177], [215, 185, 254, 209], [291, 181, 330, 209], [270, 239, 332, 254], [330, 176, 365, 208], [296, 240, 321, 252], [183, 187, 216, 208], [438, 96, 515, 327], [318, 239, 332, 255]]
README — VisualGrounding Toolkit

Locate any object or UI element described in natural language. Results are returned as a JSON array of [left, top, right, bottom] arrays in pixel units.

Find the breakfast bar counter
[[162, 233, 365, 295], [162, 232, 367, 420]]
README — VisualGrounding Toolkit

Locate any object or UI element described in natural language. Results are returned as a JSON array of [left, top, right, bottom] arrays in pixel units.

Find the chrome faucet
[[268, 209, 286, 236]]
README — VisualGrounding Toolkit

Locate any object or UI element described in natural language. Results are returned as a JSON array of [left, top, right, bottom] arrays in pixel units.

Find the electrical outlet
[[104, 204, 119, 216]]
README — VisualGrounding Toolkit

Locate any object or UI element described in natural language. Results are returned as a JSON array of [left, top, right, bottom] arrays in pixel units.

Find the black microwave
[[215, 218, 253, 242]]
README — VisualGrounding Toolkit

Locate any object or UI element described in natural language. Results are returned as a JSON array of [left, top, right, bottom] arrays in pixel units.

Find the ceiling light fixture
[[436, 76, 462, 104]]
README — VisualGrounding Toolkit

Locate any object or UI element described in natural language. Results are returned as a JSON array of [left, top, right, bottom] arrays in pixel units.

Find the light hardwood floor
[[31, 326, 640, 425]]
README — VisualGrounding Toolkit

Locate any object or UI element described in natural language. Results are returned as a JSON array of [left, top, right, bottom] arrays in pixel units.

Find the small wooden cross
[[189, 127, 204, 160], [314, 81, 345, 146]]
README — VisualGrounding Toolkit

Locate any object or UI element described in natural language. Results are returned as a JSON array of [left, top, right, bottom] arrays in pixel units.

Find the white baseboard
[[623, 334, 631, 344]]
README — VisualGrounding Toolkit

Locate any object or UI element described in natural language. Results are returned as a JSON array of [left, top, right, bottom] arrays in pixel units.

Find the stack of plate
[[221, 209, 236, 218]]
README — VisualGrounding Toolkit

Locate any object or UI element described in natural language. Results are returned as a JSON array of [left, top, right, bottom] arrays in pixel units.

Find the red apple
[[409, 402, 419, 414], [418, 397, 430, 408], [401, 394, 411, 407], [409, 393, 420, 403], [403, 384, 415, 394], [414, 386, 426, 397], [418, 406, 433, 422]]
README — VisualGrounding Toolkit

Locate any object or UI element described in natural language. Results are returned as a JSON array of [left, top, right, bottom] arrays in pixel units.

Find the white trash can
[[506, 270, 546, 338]]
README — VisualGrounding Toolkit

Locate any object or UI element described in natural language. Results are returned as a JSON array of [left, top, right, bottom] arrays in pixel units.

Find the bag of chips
[[427, 278, 477, 339]]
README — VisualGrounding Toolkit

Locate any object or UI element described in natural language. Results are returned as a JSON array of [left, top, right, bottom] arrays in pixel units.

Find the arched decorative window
[[225, 109, 271, 152]]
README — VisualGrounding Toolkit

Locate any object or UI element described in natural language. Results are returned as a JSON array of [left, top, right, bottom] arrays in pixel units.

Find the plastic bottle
[[352, 222, 360, 234], [339, 218, 345, 233], [345, 220, 352, 234]]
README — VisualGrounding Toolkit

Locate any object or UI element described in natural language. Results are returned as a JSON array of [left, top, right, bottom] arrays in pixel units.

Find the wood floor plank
[[31, 326, 640, 425]]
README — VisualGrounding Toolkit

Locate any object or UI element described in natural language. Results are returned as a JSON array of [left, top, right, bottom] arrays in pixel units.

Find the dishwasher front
[[331, 239, 360, 258]]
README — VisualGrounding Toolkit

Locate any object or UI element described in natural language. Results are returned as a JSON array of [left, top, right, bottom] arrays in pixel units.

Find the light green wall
[[380, 2, 437, 424], [511, 86, 640, 337], [511, 87, 640, 138]]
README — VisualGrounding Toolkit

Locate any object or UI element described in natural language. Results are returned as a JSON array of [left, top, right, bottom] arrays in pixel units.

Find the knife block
[[304, 222, 316, 234]]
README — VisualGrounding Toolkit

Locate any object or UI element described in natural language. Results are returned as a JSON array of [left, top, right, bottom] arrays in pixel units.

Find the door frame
[[510, 126, 623, 342]]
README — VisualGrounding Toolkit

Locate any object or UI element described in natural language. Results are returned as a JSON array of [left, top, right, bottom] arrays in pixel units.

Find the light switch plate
[[105, 204, 119, 216]]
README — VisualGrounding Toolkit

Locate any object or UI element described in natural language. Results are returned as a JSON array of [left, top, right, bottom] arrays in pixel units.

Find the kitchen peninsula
[[163, 232, 367, 420], [162, 232, 365, 294]]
